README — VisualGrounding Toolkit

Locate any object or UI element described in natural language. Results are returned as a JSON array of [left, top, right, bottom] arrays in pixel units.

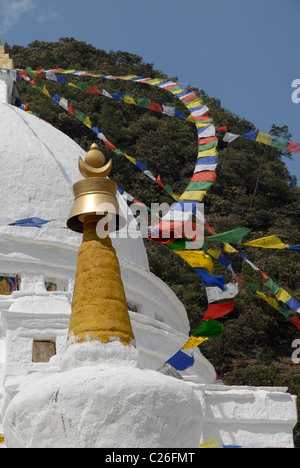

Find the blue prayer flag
[[194, 269, 227, 291], [8, 217, 54, 228], [243, 130, 258, 140], [166, 350, 194, 371]]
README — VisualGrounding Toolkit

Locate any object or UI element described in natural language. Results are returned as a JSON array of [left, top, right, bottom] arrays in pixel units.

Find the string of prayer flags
[[16, 67, 219, 205], [20, 73, 181, 201], [165, 349, 194, 371], [222, 128, 300, 155], [203, 299, 235, 320]]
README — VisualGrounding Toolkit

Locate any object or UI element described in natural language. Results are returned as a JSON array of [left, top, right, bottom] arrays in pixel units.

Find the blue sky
[[1, 0, 300, 184]]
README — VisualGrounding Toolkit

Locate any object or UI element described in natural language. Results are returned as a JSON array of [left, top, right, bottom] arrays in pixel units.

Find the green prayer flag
[[137, 97, 151, 109], [247, 282, 259, 292], [192, 319, 224, 338], [270, 136, 288, 151], [186, 181, 213, 191], [277, 306, 291, 318], [198, 141, 218, 151], [76, 82, 89, 91], [75, 110, 86, 123], [265, 279, 280, 295], [206, 227, 250, 244]]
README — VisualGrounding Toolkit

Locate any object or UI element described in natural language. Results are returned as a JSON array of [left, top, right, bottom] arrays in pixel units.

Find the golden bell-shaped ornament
[[67, 144, 125, 233]]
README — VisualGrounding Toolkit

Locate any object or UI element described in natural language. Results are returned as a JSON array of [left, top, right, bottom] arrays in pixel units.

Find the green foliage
[[8, 38, 300, 445]]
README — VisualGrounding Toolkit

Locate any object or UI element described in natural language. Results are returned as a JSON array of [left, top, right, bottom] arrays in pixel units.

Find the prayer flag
[[199, 437, 220, 449], [276, 288, 292, 303], [192, 319, 224, 338], [206, 227, 250, 244], [175, 251, 213, 273], [191, 171, 217, 183], [185, 181, 214, 191], [8, 217, 54, 228], [290, 315, 300, 330], [286, 141, 300, 154], [181, 336, 208, 349], [285, 245, 300, 251], [203, 299, 235, 320], [197, 125, 216, 138], [286, 297, 300, 313], [179, 190, 207, 202], [256, 132, 272, 145], [206, 282, 239, 304], [265, 279, 280, 295], [243, 130, 258, 140], [166, 350, 194, 371], [197, 147, 218, 158], [243, 235, 289, 249], [270, 136, 288, 151], [223, 132, 239, 144], [194, 269, 227, 290]]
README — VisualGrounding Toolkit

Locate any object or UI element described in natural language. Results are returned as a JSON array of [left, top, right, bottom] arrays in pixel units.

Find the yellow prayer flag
[[42, 85, 50, 98], [257, 292, 279, 310], [124, 95, 137, 106], [179, 190, 207, 202], [276, 288, 292, 304], [256, 131, 272, 145], [124, 153, 137, 164], [84, 116, 92, 129], [182, 336, 208, 349], [175, 250, 214, 273], [224, 243, 238, 253], [68, 82, 77, 88], [0, 434, 4, 443], [207, 248, 221, 259], [199, 437, 220, 448], [121, 75, 138, 81], [197, 147, 218, 158], [186, 99, 203, 109], [243, 235, 289, 250]]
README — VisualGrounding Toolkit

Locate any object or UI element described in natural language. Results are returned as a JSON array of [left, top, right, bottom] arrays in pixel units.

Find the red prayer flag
[[203, 299, 235, 320], [68, 103, 76, 116], [150, 102, 163, 113], [193, 113, 210, 121], [216, 126, 227, 133], [191, 171, 217, 183], [289, 315, 300, 330], [104, 140, 117, 150], [198, 136, 218, 146], [155, 174, 165, 189], [286, 141, 300, 154], [87, 86, 101, 95]]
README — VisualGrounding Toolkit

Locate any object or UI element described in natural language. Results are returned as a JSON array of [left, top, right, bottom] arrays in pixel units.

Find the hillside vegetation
[[6, 38, 300, 445]]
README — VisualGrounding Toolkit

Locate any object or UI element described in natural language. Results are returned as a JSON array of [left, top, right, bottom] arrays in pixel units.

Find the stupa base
[[3, 341, 202, 448]]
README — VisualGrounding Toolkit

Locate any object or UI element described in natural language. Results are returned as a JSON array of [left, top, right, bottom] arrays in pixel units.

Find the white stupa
[[0, 46, 297, 448]]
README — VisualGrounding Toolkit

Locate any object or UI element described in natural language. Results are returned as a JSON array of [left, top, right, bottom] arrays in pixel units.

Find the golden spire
[[67, 143, 122, 233], [67, 144, 135, 347], [0, 40, 14, 70]]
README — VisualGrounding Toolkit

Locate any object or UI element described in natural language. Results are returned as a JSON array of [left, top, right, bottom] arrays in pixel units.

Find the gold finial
[[79, 143, 112, 179], [0, 39, 14, 70], [67, 143, 123, 233]]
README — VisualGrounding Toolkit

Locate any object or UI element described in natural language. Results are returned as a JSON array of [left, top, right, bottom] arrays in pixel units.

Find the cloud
[[0, 0, 59, 36], [0, 0, 34, 35]]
